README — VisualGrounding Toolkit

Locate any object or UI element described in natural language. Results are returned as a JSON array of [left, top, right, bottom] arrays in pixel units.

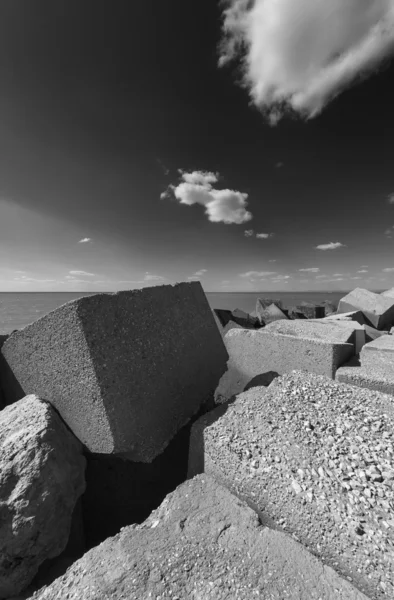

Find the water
[[0, 290, 349, 334]]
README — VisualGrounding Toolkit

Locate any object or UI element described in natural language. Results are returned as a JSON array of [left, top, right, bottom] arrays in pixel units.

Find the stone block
[[364, 324, 389, 342], [381, 288, 394, 300], [189, 371, 394, 598], [258, 303, 289, 325], [337, 288, 394, 330], [0, 283, 228, 462], [215, 328, 353, 402], [310, 318, 366, 354], [256, 298, 284, 322], [336, 358, 394, 396], [32, 474, 368, 600], [360, 335, 394, 370], [296, 302, 325, 319], [0, 395, 86, 598], [324, 310, 366, 325], [288, 306, 308, 320], [232, 308, 260, 328]]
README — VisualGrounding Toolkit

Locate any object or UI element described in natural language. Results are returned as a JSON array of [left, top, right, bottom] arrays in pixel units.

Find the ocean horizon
[[0, 288, 379, 335]]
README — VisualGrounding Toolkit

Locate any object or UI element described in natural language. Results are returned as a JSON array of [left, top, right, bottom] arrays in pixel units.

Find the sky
[[0, 0, 394, 293]]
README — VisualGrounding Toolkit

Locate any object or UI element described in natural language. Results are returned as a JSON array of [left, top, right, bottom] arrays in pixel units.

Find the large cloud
[[219, 0, 394, 122], [162, 170, 252, 225]]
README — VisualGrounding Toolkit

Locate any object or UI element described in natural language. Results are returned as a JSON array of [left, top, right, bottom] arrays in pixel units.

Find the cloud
[[69, 270, 95, 277], [78, 238, 92, 243], [299, 268, 320, 273], [144, 272, 166, 282], [387, 193, 394, 204], [332, 273, 345, 277], [351, 276, 362, 279], [315, 242, 345, 250], [268, 259, 277, 263], [219, 0, 394, 122], [357, 269, 368, 273], [361, 265, 368, 268], [13, 276, 56, 283], [275, 162, 284, 168], [384, 225, 394, 237], [256, 232, 274, 239], [187, 269, 207, 281], [383, 267, 394, 272], [244, 229, 254, 237], [239, 270, 276, 278], [315, 274, 328, 279], [163, 170, 252, 224]]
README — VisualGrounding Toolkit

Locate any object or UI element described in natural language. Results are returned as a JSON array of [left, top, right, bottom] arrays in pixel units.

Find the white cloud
[[332, 273, 345, 277], [268, 259, 277, 263], [69, 270, 95, 277], [351, 276, 362, 279], [144, 272, 166, 282], [275, 162, 284, 168], [244, 229, 254, 237], [219, 0, 394, 122], [272, 274, 290, 280], [383, 267, 394, 272], [384, 225, 394, 237], [187, 269, 207, 281], [315, 274, 328, 279], [78, 238, 92, 243], [299, 267, 320, 273], [239, 270, 276, 278], [357, 269, 368, 273], [163, 170, 252, 225], [315, 242, 345, 250], [13, 276, 56, 283], [387, 193, 394, 204], [256, 232, 274, 239]]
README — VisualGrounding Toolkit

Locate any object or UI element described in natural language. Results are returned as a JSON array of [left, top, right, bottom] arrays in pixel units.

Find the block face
[[193, 371, 394, 598], [338, 288, 394, 330], [336, 362, 394, 396], [215, 329, 353, 402], [360, 335, 394, 370], [32, 475, 368, 600], [258, 303, 288, 325], [1, 302, 112, 453], [264, 319, 356, 344]]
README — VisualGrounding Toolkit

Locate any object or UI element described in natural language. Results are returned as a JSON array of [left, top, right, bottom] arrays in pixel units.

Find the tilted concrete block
[[215, 327, 353, 402], [258, 303, 289, 325], [337, 288, 394, 330], [0, 283, 228, 462], [336, 358, 394, 396], [360, 335, 394, 370]]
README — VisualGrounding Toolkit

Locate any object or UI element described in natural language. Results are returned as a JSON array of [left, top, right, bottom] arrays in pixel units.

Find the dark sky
[[0, 0, 394, 292]]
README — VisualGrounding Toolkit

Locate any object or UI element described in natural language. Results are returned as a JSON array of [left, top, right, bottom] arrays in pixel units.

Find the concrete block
[[360, 335, 394, 370], [336, 358, 394, 396], [381, 288, 394, 300], [256, 298, 284, 322], [258, 303, 289, 325], [0, 283, 228, 462], [364, 324, 389, 342], [232, 308, 260, 328], [215, 328, 353, 402], [189, 371, 394, 598], [309, 318, 366, 354], [296, 303, 325, 319], [0, 335, 9, 410], [324, 310, 366, 325], [337, 288, 394, 330]]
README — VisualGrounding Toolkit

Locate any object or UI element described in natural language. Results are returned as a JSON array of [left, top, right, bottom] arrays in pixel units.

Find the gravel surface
[[191, 370, 394, 599]]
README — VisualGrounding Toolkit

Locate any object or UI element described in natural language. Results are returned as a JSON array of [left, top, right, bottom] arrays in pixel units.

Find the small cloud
[[272, 274, 290, 280], [387, 193, 394, 204], [244, 229, 254, 237], [383, 268, 394, 273], [360, 265, 368, 268], [268, 259, 277, 263], [357, 269, 368, 273], [315, 242, 345, 251], [256, 233, 274, 239], [275, 162, 284, 168], [239, 271, 276, 278], [78, 238, 92, 244], [162, 170, 252, 225], [351, 276, 362, 280], [69, 270, 95, 277], [315, 274, 327, 279], [384, 226, 394, 237], [144, 273, 166, 282], [299, 268, 320, 273], [332, 273, 345, 277], [187, 269, 207, 281], [157, 158, 170, 176]]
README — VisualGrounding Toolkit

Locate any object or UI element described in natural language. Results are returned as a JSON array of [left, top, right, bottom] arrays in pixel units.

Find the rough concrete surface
[[31, 475, 368, 600], [336, 359, 394, 396], [309, 319, 366, 354], [360, 335, 394, 370], [0, 335, 9, 410], [296, 303, 325, 319], [0, 283, 228, 462], [337, 288, 394, 330], [215, 328, 353, 403], [256, 300, 287, 324], [381, 288, 394, 300], [190, 371, 394, 599], [324, 311, 367, 325], [264, 318, 357, 344], [0, 395, 86, 598]]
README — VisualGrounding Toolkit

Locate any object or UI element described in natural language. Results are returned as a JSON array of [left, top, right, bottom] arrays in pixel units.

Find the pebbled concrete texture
[[309, 318, 366, 354], [31, 475, 368, 600], [324, 310, 367, 325], [0, 283, 228, 462], [215, 327, 354, 403], [360, 335, 394, 370], [381, 288, 394, 300], [336, 358, 394, 395], [337, 288, 394, 330], [264, 318, 357, 344]]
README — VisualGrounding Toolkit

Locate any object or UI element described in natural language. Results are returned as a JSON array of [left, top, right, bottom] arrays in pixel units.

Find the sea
[[0, 290, 349, 335]]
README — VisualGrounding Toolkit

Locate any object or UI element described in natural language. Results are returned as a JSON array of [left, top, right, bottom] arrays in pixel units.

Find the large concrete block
[[32, 474, 368, 600], [258, 303, 289, 325], [215, 327, 353, 402], [360, 335, 394, 370], [308, 318, 366, 354], [296, 302, 325, 319], [336, 358, 394, 396], [0, 283, 228, 462], [189, 371, 394, 598], [381, 288, 394, 300], [337, 288, 394, 330]]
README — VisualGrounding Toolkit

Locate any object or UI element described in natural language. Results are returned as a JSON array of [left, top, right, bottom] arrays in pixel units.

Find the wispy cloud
[[13, 276, 56, 283], [239, 270, 276, 278], [332, 273, 345, 277], [315, 242, 345, 251], [244, 229, 254, 237], [387, 192, 394, 204], [187, 269, 207, 281], [383, 267, 394, 273], [357, 269, 368, 273], [384, 225, 394, 237], [256, 232, 274, 239], [268, 259, 277, 263], [162, 170, 252, 224], [351, 276, 362, 280], [143, 272, 166, 282], [315, 274, 328, 279], [275, 162, 284, 168], [272, 274, 290, 280], [78, 238, 92, 244], [219, 0, 394, 122], [69, 270, 95, 277], [299, 268, 320, 273]]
